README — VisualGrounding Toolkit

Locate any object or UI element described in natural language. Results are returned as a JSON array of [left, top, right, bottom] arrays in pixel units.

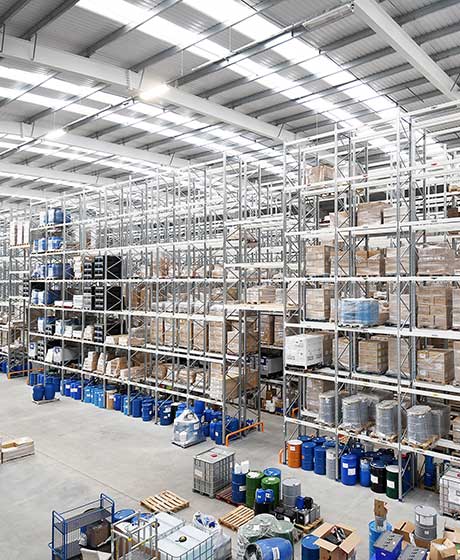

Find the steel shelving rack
[[0, 208, 29, 377], [283, 101, 460, 499], [26, 155, 279, 440]]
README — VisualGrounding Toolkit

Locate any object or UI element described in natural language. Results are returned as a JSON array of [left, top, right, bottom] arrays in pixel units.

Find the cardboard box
[[306, 288, 333, 321], [285, 334, 323, 367], [356, 249, 385, 276], [308, 163, 334, 185], [430, 538, 456, 560], [357, 201, 391, 227], [312, 522, 360, 560], [246, 285, 276, 304], [260, 314, 275, 346], [417, 348, 454, 384], [358, 338, 388, 374], [393, 521, 415, 544], [417, 285, 452, 330], [452, 416, 460, 443], [418, 244, 455, 275], [305, 245, 331, 275], [385, 247, 412, 275], [453, 289, 460, 329]]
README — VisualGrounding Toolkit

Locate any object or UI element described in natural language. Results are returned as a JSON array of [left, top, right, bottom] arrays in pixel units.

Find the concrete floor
[[0, 375, 451, 560]]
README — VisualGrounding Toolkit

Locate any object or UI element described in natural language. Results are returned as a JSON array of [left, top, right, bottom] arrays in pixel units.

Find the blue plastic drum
[[341, 453, 358, 486]]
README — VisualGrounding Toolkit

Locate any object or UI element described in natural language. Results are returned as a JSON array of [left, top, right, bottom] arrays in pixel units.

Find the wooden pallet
[[140, 491, 189, 513], [295, 517, 323, 534], [369, 432, 397, 443], [402, 436, 439, 449], [7, 370, 29, 379], [215, 485, 238, 505], [33, 397, 60, 405], [219, 505, 254, 531]]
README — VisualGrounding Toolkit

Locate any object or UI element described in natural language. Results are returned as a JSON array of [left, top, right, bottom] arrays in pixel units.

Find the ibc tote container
[[193, 447, 235, 497]]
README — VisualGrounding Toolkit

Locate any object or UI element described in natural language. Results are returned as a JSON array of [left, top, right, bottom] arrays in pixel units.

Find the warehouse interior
[[1, 1, 460, 559]]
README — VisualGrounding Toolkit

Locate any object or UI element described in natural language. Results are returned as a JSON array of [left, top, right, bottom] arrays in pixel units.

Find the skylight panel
[[183, 0, 252, 25], [77, 0, 145, 25]]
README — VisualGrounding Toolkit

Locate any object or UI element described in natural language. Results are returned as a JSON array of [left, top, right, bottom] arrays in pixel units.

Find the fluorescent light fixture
[[45, 128, 66, 140], [139, 83, 169, 101]]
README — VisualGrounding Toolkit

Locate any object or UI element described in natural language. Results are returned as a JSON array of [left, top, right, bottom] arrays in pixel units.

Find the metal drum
[[287, 440, 302, 468], [282, 478, 301, 508], [301, 441, 315, 471], [370, 460, 386, 494], [414, 505, 437, 541], [386, 465, 399, 499], [326, 448, 337, 480]]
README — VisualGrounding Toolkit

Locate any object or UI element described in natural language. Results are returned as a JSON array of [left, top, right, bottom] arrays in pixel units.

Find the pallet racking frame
[[283, 102, 460, 499]]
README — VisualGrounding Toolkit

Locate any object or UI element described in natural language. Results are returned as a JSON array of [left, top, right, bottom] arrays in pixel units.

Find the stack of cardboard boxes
[[417, 286, 452, 330], [305, 287, 333, 320], [305, 245, 331, 275], [417, 348, 454, 384], [418, 244, 455, 275], [358, 338, 388, 374], [356, 249, 385, 276], [357, 201, 391, 227]]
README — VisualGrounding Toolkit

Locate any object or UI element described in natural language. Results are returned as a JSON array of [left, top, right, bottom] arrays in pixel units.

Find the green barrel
[[246, 471, 264, 508], [272, 518, 295, 544], [261, 476, 281, 506], [386, 465, 399, 499]]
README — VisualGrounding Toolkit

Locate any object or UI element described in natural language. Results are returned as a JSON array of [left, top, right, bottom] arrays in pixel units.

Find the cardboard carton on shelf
[[246, 285, 276, 304], [356, 249, 385, 276], [305, 244, 332, 275], [260, 314, 275, 346], [418, 244, 455, 276], [417, 348, 454, 384], [452, 416, 460, 443], [307, 163, 334, 185], [452, 289, 460, 329], [417, 285, 452, 330], [357, 201, 391, 227], [312, 522, 360, 560], [306, 287, 333, 321], [358, 338, 388, 374], [385, 247, 413, 276]]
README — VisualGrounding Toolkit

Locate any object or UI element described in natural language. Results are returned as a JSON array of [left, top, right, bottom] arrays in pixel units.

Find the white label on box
[[239, 485, 246, 492], [387, 480, 395, 489], [371, 475, 378, 484], [194, 469, 203, 479], [347, 468, 356, 475], [449, 488, 460, 505], [419, 515, 434, 526]]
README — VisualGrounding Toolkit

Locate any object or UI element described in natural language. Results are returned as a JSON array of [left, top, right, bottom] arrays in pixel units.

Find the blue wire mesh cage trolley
[[49, 493, 115, 559]]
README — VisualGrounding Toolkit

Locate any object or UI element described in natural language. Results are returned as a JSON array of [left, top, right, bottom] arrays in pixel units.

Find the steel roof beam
[[129, 0, 281, 72], [0, 0, 32, 25], [0, 162, 111, 188], [0, 183, 55, 200], [0, 121, 188, 168], [323, 0, 459, 52], [81, 0, 182, 58], [0, 33, 295, 142], [21, 0, 79, 40], [354, 0, 460, 100]]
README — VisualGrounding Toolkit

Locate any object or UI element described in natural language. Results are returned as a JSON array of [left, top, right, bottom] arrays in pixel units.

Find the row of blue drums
[[297, 436, 411, 499]]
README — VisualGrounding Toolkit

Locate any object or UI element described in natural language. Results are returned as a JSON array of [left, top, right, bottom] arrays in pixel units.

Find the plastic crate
[[193, 447, 235, 498]]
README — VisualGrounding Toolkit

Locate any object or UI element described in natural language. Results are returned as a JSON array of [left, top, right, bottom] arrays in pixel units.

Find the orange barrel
[[287, 439, 302, 468]]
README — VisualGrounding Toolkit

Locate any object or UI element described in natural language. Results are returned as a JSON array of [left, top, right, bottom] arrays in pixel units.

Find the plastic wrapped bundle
[[172, 410, 205, 448], [338, 298, 379, 326], [430, 403, 450, 438], [342, 395, 369, 430], [318, 391, 340, 425], [376, 400, 398, 438], [357, 392, 384, 422], [236, 514, 294, 560], [406, 405, 433, 445]]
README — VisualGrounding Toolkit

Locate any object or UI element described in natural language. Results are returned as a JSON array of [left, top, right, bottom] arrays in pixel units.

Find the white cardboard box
[[285, 334, 323, 367]]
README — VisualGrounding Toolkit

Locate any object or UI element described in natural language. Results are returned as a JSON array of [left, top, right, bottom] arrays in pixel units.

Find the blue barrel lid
[[302, 535, 319, 549], [371, 459, 386, 469], [302, 441, 316, 449], [113, 509, 135, 522], [264, 467, 281, 478]]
